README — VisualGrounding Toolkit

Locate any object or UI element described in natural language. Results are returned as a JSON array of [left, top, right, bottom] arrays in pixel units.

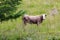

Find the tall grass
[[0, 0, 60, 40]]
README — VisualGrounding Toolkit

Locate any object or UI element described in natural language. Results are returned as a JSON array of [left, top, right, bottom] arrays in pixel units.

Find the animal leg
[[23, 20, 27, 26], [37, 22, 39, 26]]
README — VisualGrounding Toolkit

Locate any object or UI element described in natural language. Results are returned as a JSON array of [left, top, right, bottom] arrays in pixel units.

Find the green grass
[[0, 0, 60, 40]]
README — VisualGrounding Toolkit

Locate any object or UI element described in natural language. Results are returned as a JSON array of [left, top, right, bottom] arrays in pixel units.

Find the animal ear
[[45, 15, 47, 16]]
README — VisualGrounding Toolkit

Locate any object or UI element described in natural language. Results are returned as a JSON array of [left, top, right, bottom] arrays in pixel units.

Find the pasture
[[0, 0, 60, 40]]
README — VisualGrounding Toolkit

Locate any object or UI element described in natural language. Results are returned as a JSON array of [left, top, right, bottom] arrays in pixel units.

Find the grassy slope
[[0, 0, 60, 40]]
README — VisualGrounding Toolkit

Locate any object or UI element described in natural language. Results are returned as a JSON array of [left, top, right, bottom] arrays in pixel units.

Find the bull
[[22, 14, 47, 26]]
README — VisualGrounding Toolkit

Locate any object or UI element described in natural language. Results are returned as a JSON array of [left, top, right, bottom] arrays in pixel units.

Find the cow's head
[[42, 14, 47, 20]]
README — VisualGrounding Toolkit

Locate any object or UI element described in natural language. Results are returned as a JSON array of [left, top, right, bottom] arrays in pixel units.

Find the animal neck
[[40, 16, 44, 23]]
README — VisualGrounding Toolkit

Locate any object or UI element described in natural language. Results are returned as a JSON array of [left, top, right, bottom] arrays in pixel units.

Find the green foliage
[[0, 0, 22, 21], [0, 0, 60, 40]]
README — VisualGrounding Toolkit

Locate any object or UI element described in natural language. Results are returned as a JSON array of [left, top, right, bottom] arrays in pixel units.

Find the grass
[[0, 0, 60, 40]]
